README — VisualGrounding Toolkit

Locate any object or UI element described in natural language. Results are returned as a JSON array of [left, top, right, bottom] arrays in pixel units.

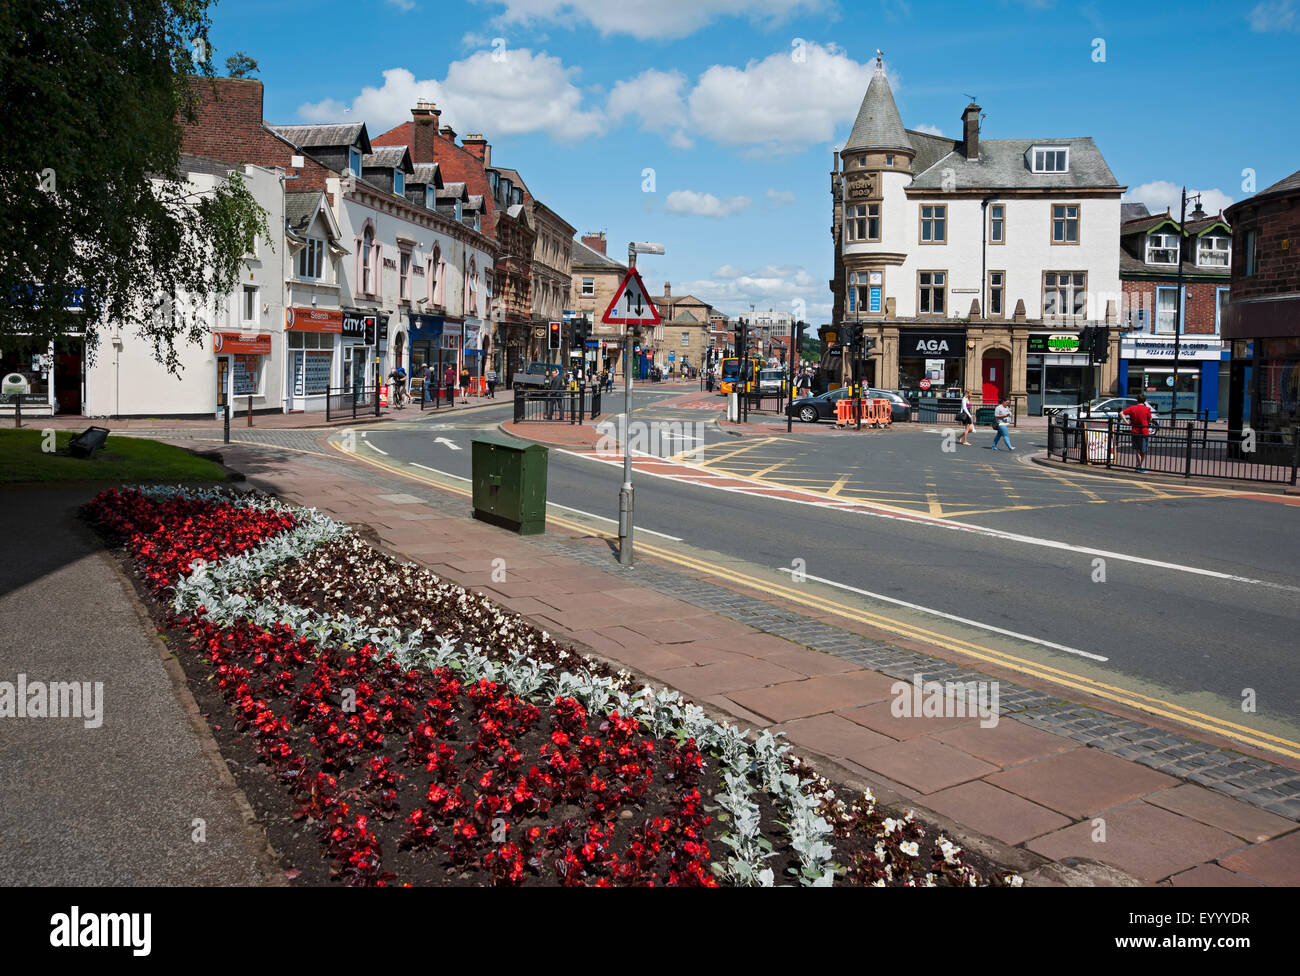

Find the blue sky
[[209, 0, 1300, 321]]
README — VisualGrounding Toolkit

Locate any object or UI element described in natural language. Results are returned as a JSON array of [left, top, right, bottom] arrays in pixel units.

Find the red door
[[981, 356, 1004, 405]]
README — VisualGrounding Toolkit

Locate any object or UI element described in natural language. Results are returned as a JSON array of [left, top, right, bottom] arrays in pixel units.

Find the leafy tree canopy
[[225, 51, 258, 78], [0, 1, 269, 370]]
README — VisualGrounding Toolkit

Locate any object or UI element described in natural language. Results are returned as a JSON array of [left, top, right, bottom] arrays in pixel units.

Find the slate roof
[[1121, 202, 1151, 221], [844, 68, 911, 153], [571, 239, 626, 269], [1121, 211, 1179, 235], [465, 194, 484, 211], [410, 162, 441, 187], [363, 146, 412, 172], [284, 191, 323, 233], [1259, 168, 1300, 197], [437, 183, 468, 201], [909, 137, 1122, 191], [906, 129, 958, 176], [177, 154, 238, 177], [272, 123, 371, 153]]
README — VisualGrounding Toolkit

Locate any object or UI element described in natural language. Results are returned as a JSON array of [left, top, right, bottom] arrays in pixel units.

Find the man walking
[[1121, 393, 1154, 473], [486, 365, 497, 398], [443, 363, 456, 408], [545, 368, 564, 420], [990, 397, 1014, 451]]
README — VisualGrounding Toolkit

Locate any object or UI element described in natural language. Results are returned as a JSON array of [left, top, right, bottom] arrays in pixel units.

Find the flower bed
[[85, 485, 1023, 887]]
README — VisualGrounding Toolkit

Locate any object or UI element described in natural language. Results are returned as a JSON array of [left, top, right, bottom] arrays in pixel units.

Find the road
[[343, 387, 1300, 752]]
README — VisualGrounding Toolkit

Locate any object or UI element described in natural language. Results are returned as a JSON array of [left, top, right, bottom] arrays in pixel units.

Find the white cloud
[[686, 43, 875, 152], [475, 0, 825, 41], [676, 265, 829, 321], [664, 190, 752, 218], [461, 31, 494, 48], [1249, 1, 1299, 31], [608, 69, 689, 131], [765, 188, 796, 206], [297, 51, 604, 141], [712, 264, 745, 278], [913, 123, 944, 136], [667, 130, 695, 150], [1125, 181, 1234, 218]]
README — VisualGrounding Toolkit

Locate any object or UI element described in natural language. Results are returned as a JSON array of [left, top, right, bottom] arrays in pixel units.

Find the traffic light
[[548, 320, 561, 351], [1093, 324, 1110, 363], [841, 323, 859, 348], [570, 321, 586, 349]]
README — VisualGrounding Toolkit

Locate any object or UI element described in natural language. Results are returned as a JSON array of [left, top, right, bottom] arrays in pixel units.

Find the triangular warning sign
[[601, 267, 661, 326]]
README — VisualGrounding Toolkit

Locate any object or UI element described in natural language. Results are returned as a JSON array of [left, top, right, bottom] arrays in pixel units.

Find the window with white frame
[[399, 251, 410, 300], [1030, 147, 1069, 173], [920, 205, 946, 243], [681, 332, 690, 346], [1198, 234, 1230, 268], [298, 238, 324, 280], [425, 186, 436, 210], [866, 203, 881, 241], [1051, 204, 1079, 244], [1043, 272, 1087, 317], [581, 277, 594, 296], [241, 285, 258, 325], [1146, 232, 1180, 265], [1156, 286, 1180, 334], [990, 204, 1005, 244], [918, 271, 946, 314], [467, 259, 478, 314], [361, 227, 374, 294], [988, 271, 1005, 316]]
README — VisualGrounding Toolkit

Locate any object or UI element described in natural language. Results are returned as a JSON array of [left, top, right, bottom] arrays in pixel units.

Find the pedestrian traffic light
[[570, 322, 585, 349], [841, 323, 859, 348], [548, 321, 561, 350], [1093, 325, 1111, 363]]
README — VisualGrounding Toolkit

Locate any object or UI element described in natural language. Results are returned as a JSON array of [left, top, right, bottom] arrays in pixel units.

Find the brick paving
[[189, 437, 1300, 886]]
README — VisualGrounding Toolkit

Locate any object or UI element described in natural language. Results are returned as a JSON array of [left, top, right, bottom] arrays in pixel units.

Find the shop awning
[[213, 332, 272, 354]]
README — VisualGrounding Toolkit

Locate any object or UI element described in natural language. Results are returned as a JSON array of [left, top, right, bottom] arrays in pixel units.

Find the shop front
[[1026, 332, 1089, 415], [408, 313, 462, 401], [463, 318, 484, 389], [898, 328, 965, 399], [0, 336, 84, 417], [1119, 335, 1224, 419], [340, 311, 377, 397], [213, 331, 272, 411], [285, 306, 341, 411]]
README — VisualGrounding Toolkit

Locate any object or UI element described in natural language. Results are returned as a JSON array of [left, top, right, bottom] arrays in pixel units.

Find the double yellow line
[[330, 438, 1300, 762]]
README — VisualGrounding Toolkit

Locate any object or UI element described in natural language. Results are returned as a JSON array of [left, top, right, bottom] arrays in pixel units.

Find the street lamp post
[[619, 241, 664, 567]]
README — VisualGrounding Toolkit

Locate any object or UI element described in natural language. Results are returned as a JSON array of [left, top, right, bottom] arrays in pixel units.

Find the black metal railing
[[899, 395, 1018, 428], [1047, 416, 1300, 485], [324, 385, 380, 421], [513, 387, 603, 424]]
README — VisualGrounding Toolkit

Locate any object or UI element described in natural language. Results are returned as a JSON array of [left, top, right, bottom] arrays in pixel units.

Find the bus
[[720, 357, 763, 395]]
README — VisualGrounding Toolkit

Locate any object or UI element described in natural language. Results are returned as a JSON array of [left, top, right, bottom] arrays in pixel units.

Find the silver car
[[1054, 397, 1160, 422]]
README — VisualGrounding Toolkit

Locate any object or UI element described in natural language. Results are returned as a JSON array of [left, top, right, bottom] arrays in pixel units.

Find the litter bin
[[471, 434, 548, 534]]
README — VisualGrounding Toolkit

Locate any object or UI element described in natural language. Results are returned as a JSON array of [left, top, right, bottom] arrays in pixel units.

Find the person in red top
[[1121, 393, 1154, 473]]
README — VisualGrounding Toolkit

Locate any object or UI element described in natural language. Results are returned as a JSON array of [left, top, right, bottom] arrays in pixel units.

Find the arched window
[[467, 258, 478, 314], [362, 226, 374, 294]]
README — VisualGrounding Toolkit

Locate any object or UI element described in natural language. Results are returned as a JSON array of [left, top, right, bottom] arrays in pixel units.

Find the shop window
[[920, 205, 946, 243], [990, 204, 1005, 244], [918, 271, 946, 315], [231, 354, 264, 396], [1043, 272, 1087, 318], [1051, 204, 1079, 244]]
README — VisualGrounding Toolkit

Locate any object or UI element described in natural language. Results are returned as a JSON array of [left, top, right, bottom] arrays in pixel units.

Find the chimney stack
[[664, 282, 671, 298], [410, 101, 441, 163], [461, 133, 491, 168], [581, 231, 607, 254], [440, 124, 457, 141], [962, 101, 981, 160]]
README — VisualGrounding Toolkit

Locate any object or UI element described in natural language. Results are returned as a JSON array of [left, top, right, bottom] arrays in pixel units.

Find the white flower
[[1006, 874, 1024, 887], [899, 841, 919, 857], [881, 817, 902, 835]]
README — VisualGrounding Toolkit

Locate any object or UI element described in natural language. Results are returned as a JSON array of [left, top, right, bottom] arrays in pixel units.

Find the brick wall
[[1229, 197, 1300, 301], [1120, 278, 1227, 334], [180, 77, 332, 191]]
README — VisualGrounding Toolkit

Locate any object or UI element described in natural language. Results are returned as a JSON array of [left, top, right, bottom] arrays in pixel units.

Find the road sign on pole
[[602, 267, 661, 327]]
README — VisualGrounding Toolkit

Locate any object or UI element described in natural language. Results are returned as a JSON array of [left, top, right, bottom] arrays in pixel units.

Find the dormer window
[[393, 169, 405, 195], [1146, 232, 1180, 265], [1198, 234, 1230, 268], [425, 186, 435, 210], [1029, 146, 1069, 173], [349, 148, 362, 177]]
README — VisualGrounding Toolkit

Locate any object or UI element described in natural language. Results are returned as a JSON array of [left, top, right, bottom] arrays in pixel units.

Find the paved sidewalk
[[0, 485, 281, 885], [207, 437, 1300, 886]]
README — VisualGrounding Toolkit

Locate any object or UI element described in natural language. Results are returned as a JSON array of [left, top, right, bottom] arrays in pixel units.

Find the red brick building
[[1222, 168, 1300, 438], [1118, 202, 1231, 418]]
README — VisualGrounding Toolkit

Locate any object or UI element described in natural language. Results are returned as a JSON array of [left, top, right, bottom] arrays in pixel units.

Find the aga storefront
[[898, 329, 966, 398]]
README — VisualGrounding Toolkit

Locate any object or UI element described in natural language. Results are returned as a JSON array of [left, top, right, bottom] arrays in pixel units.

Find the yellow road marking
[[326, 439, 1300, 761], [827, 473, 851, 497], [926, 492, 944, 516]]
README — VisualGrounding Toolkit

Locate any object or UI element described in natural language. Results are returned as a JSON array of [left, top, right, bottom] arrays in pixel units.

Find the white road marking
[[411, 463, 468, 480], [776, 567, 1109, 662], [560, 447, 1300, 593], [364, 441, 388, 455], [545, 501, 683, 541], [434, 437, 462, 450]]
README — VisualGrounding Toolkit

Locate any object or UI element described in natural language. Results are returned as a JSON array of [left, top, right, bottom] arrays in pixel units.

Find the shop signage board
[[285, 307, 342, 333], [342, 311, 376, 339], [901, 330, 964, 358], [212, 332, 271, 354], [1120, 336, 1223, 360], [1028, 333, 1081, 354]]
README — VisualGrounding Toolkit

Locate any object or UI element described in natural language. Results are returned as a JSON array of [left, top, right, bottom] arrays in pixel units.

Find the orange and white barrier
[[834, 397, 893, 428]]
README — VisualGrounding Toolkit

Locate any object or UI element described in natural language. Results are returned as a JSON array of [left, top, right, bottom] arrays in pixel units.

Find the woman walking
[[990, 398, 1014, 451], [957, 389, 974, 446]]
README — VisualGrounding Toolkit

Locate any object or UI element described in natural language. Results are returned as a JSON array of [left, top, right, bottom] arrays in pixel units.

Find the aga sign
[[904, 331, 963, 358]]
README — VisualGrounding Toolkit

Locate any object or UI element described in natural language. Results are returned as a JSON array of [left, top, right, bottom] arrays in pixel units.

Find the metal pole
[[1172, 188, 1187, 422], [223, 402, 230, 444], [247, 394, 253, 426], [618, 327, 635, 566]]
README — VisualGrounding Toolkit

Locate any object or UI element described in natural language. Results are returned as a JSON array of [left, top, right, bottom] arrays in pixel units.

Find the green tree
[[0, 1, 269, 370], [225, 51, 258, 78]]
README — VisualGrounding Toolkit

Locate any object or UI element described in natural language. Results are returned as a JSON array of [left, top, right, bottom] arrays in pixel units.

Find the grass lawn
[[0, 428, 226, 483]]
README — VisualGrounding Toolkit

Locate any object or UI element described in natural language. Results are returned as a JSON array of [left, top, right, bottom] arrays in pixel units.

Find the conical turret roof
[[844, 58, 911, 153]]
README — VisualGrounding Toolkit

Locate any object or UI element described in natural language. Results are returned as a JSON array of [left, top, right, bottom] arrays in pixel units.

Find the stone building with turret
[[832, 57, 1125, 413]]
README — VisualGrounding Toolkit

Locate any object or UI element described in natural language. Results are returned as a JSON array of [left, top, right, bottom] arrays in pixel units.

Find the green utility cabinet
[[975, 406, 997, 426], [471, 435, 549, 534]]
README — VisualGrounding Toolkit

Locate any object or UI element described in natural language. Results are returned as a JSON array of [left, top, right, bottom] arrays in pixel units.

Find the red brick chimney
[[962, 101, 981, 160], [663, 282, 671, 298], [440, 123, 457, 142], [410, 99, 441, 163], [461, 133, 490, 168], [581, 232, 606, 255]]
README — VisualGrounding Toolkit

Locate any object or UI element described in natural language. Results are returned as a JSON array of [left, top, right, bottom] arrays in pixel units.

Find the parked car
[[786, 387, 910, 423], [1053, 397, 1160, 423]]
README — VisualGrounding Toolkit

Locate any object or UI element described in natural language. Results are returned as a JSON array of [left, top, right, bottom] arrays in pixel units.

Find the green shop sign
[[1028, 333, 1080, 354]]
